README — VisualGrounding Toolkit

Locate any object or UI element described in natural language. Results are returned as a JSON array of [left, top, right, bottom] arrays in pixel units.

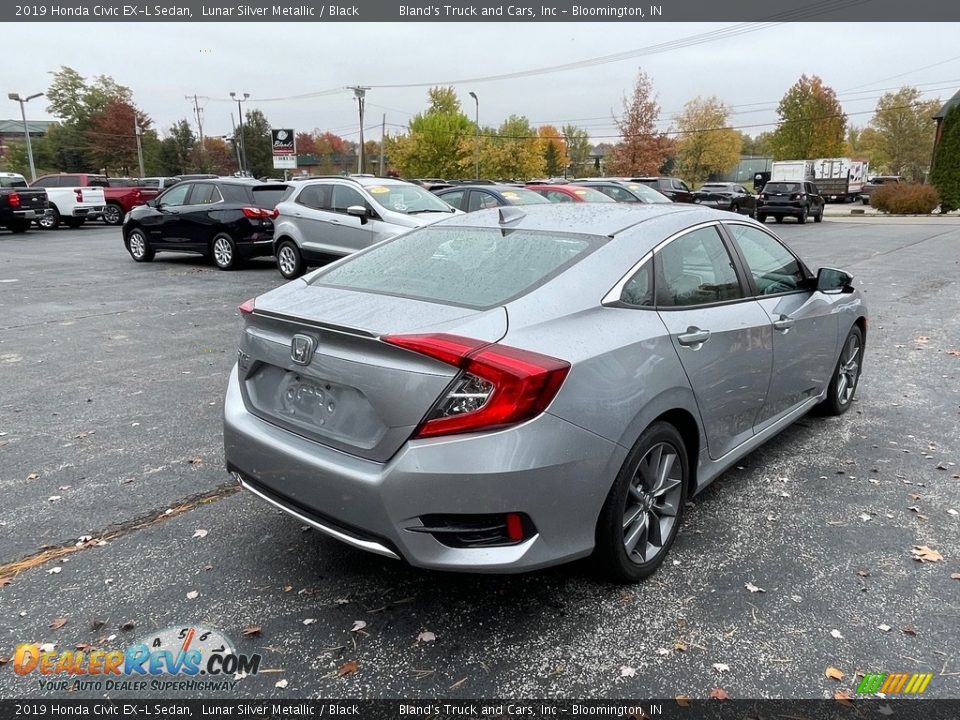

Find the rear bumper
[[3, 209, 39, 221], [223, 364, 624, 573], [71, 206, 104, 218]]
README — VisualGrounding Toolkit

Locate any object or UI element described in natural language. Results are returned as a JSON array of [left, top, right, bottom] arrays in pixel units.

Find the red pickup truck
[[31, 173, 159, 226]]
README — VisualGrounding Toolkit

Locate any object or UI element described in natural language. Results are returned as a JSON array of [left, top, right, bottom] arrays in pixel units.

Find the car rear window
[[499, 188, 551, 205], [0, 177, 28, 188], [251, 184, 292, 207], [311, 226, 605, 309], [765, 183, 800, 193]]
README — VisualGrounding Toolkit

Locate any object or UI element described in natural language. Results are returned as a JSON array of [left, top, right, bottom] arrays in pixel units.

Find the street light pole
[[468, 91, 479, 180], [8, 92, 43, 182], [230, 92, 250, 175]]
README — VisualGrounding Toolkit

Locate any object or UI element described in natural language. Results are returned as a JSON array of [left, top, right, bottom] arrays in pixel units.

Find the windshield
[[765, 183, 800, 193], [623, 183, 672, 203], [365, 183, 455, 214], [499, 188, 552, 205], [311, 226, 604, 309], [0, 177, 28, 188]]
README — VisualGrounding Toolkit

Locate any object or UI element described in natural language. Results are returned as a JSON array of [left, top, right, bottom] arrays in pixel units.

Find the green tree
[[740, 131, 773, 157], [931, 104, 960, 212], [867, 87, 940, 182], [482, 115, 545, 180], [674, 96, 742, 186], [562, 124, 592, 176], [606, 71, 669, 176], [389, 87, 473, 178], [168, 119, 196, 171], [770, 75, 846, 160], [235, 109, 273, 177]]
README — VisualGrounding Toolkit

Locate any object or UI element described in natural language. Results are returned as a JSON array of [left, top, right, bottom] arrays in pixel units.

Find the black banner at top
[[6, 0, 960, 22]]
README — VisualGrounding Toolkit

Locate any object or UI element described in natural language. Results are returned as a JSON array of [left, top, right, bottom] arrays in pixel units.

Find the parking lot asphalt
[[1, 218, 958, 700]]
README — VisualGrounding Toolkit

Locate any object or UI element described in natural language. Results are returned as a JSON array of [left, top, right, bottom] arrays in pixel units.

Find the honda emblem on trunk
[[291, 334, 316, 366]]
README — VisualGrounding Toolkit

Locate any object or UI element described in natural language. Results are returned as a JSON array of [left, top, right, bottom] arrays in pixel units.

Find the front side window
[[437, 190, 465, 210], [468, 191, 500, 212], [158, 183, 192, 207], [726, 224, 806, 295], [655, 226, 743, 307]]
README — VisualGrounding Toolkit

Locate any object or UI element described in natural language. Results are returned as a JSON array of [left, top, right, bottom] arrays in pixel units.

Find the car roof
[[432, 201, 721, 237]]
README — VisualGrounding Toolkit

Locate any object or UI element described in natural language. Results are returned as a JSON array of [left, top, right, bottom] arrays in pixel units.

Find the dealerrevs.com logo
[[13, 626, 261, 692]]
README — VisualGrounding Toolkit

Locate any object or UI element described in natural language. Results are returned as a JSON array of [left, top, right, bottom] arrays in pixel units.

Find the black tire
[[748, 206, 757, 219], [814, 206, 824, 223], [798, 207, 808, 224], [125, 227, 155, 262], [757, 213, 767, 223], [102, 203, 124, 226], [730, 203, 739, 215], [7, 219, 30, 234], [37, 207, 61, 230], [64, 218, 86, 229], [595, 421, 689, 583], [276, 239, 305, 279], [819, 325, 863, 416], [862, 197, 869, 205], [211, 233, 239, 270], [775, 215, 784, 224]]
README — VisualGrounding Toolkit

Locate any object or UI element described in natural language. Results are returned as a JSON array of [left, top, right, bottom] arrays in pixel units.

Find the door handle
[[773, 316, 795, 333], [677, 327, 711, 348]]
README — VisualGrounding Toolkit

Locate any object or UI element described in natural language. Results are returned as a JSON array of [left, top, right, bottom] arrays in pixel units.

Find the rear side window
[[296, 185, 326, 210], [190, 183, 222, 205], [313, 226, 605, 309], [219, 184, 250, 203], [467, 191, 499, 212]]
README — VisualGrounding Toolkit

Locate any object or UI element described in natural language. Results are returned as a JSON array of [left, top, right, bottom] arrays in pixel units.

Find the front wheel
[[211, 233, 239, 270], [103, 203, 124, 226], [276, 240, 305, 279], [595, 422, 688, 583], [126, 228, 155, 262], [820, 325, 863, 416]]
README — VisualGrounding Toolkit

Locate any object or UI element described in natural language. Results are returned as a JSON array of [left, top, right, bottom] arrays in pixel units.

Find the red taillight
[[266, 208, 279, 219], [238, 298, 256, 316], [241, 207, 278, 219], [75, 189, 83, 202], [8, 192, 19, 209], [382, 333, 570, 438]]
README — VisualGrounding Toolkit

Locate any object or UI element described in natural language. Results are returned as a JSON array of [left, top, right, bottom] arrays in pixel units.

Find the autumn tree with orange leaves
[[606, 71, 670, 176]]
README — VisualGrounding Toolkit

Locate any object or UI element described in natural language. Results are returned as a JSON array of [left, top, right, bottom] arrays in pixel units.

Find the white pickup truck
[[29, 174, 106, 229]]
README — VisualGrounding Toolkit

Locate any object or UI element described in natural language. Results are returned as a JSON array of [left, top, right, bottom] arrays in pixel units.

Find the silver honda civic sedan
[[223, 203, 866, 582]]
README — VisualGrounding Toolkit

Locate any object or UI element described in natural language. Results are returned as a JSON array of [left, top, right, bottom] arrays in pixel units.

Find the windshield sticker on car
[[368, 186, 390, 194], [574, 189, 588, 195], [502, 192, 519, 199]]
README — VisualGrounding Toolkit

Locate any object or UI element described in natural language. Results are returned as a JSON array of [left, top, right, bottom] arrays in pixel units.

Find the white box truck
[[813, 157, 869, 202], [770, 160, 815, 184]]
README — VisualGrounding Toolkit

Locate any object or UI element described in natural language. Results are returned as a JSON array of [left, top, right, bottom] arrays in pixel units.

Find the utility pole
[[134, 118, 145, 178], [186, 94, 206, 169], [379, 113, 386, 176], [229, 115, 242, 173], [469, 91, 480, 179], [230, 92, 250, 175], [347, 86, 370, 174]]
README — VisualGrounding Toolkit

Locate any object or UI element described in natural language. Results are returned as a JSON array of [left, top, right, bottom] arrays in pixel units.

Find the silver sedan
[[224, 203, 866, 582]]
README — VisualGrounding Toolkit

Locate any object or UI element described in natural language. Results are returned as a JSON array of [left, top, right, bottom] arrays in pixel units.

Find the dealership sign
[[272, 128, 296, 169]]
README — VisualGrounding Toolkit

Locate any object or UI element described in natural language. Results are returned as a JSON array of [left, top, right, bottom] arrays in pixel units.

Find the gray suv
[[272, 176, 459, 278]]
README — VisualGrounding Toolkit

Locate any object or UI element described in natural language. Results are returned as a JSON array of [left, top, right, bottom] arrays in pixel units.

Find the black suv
[[631, 177, 695, 203], [757, 180, 825, 224]]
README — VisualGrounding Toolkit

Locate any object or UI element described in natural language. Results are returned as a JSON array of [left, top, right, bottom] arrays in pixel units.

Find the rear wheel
[[276, 240, 305, 279], [64, 218, 86, 229], [798, 207, 808, 224], [211, 233, 238, 270], [126, 228, 155, 262], [775, 215, 784, 224], [757, 213, 767, 223], [814, 206, 824, 223], [7, 219, 30, 234], [820, 325, 863, 416], [102, 203, 124, 226], [38, 207, 60, 230], [595, 422, 688, 583]]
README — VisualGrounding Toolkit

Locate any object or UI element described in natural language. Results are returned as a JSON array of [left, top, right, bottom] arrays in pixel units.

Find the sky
[[2, 22, 958, 144]]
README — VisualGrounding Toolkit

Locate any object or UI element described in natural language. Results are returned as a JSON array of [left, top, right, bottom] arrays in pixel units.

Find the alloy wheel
[[129, 232, 146, 259], [278, 245, 297, 276], [213, 237, 233, 267], [622, 442, 684, 564], [836, 333, 861, 405], [104, 204, 122, 225]]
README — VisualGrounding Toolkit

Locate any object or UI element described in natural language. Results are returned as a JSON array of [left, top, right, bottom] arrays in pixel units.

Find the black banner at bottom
[[2, 699, 960, 720]]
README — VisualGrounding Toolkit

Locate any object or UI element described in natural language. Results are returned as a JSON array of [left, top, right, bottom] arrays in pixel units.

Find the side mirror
[[146, 198, 159, 209], [816, 267, 853, 293], [346, 205, 369, 224]]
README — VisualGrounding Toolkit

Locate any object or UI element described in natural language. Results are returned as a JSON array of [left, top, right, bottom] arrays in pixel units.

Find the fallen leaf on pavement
[[713, 663, 730, 673], [0, 577, 11, 588], [0, 656, 11, 665], [951, 573, 960, 581], [911, 545, 944, 562], [417, 631, 436, 643], [945, 349, 960, 357], [856, 569, 870, 578], [859, 512, 872, 521], [75, 643, 95, 652], [282, 585, 293, 593], [47, 567, 62, 575], [675, 696, 690, 707], [302, 618, 316, 626], [902, 626, 918, 636], [834, 690, 855, 705], [656, 648, 670, 656], [620, 666, 636, 678], [338, 660, 359, 677], [188, 457, 203, 465], [186, 590, 199, 600], [119, 621, 136, 631], [48, 496, 62, 502], [825, 666, 845, 681], [744, 581, 766, 593], [274, 679, 288, 689], [673, 642, 688, 653], [39, 643, 55, 653], [49, 618, 68, 630], [27, 472, 39, 480], [351, 620, 367, 632], [830, 629, 844, 639], [709, 688, 729, 701], [192, 529, 208, 539], [240, 626, 261, 638], [878, 624, 892, 632]]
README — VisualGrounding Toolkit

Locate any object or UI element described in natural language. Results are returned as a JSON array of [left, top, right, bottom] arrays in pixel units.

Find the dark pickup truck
[[0, 172, 48, 233]]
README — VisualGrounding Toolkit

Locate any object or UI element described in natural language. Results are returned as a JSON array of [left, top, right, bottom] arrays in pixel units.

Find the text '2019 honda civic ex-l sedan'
[[224, 203, 866, 582]]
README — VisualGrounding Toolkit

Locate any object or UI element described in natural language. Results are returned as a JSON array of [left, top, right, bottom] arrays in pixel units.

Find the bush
[[870, 183, 940, 214], [931, 104, 960, 212]]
